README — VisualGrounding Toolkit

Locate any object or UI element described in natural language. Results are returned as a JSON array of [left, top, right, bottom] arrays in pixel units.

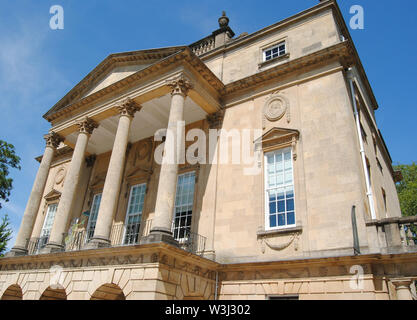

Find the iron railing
[[110, 219, 153, 247], [176, 229, 207, 256], [24, 218, 206, 256], [26, 236, 49, 255]]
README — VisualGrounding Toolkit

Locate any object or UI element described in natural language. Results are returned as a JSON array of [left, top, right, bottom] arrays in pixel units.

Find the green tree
[[0, 140, 21, 209], [0, 214, 12, 257], [394, 162, 417, 217], [394, 162, 417, 246]]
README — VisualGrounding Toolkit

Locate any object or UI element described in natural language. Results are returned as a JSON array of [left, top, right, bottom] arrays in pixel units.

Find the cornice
[[223, 41, 353, 97], [217, 252, 417, 273]]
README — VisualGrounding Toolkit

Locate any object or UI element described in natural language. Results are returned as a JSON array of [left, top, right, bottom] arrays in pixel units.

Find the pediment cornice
[[43, 47, 225, 123], [44, 189, 62, 202]]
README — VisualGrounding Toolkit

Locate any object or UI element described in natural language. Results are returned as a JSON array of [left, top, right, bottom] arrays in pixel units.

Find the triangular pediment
[[82, 64, 152, 98], [44, 189, 62, 201], [255, 127, 300, 145], [44, 46, 186, 119]]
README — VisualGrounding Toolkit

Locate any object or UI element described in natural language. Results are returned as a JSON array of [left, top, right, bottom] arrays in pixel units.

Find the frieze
[[0, 252, 218, 281]]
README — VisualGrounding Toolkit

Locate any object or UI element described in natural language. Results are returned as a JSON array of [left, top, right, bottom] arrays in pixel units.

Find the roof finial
[[218, 11, 229, 28]]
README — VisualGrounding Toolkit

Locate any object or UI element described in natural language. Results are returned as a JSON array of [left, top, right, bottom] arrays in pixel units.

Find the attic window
[[263, 42, 286, 62]]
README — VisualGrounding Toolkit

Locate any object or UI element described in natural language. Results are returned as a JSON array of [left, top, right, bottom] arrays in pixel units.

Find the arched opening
[[1, 285, 23, 300], [40, 286, 67, 300], [91, 283, 125, 300]]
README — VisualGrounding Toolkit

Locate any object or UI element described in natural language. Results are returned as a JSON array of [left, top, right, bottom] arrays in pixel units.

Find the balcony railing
[[25, 218, 207, 256], [26, 236, 49, 255], [400, 222, 417, 246], [189, 35, 215, 56], [366, 215, 417, 252], [175, 229, 207, 256]]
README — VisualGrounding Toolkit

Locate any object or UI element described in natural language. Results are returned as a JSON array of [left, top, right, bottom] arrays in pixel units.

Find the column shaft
[[89, 115, 132, 245], [42, 118, 97, 253], [144, 75, 192, 246], [151, 93, 185, 234], [86, 98, 141, 248], [10, 147, 55, 254], [8, 132, 63, 256]]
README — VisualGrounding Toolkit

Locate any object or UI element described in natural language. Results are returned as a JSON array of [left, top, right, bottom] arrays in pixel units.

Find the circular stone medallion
[[264, 96, 288, 121]]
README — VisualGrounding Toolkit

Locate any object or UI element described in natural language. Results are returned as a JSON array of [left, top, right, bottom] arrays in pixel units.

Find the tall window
[[264, 148, 295, 229], [124, 183, 146, 245], [39, 203, 58, 247], [86, 193, 102, 240], [173, 172, 196, 240], [263, 42, 286, 62]]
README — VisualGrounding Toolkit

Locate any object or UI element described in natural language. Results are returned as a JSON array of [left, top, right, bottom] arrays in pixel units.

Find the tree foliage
[[0, 214, 12, 257], [0, 140, 21, 209], [394, 162, 417, 217]]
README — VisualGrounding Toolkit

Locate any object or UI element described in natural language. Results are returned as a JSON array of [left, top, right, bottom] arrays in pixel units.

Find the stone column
[[391, 278, 413, 300], [392, 279, 414, 300], [142, 75, 192, 245], [8, 132, 63, 256], [42, 117, 98, 253], [87, 99, 141, 248]]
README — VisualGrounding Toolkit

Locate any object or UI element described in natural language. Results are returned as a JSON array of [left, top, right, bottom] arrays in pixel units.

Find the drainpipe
[[347, 68, 376, 220], [214, 271, 219, 300]]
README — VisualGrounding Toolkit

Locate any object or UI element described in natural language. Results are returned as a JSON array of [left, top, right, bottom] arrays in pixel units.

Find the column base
[[140, 230, 179, 247], [6, 246, 28, 257], [83, 237, 111, 250], [40, 242, 64, 254]]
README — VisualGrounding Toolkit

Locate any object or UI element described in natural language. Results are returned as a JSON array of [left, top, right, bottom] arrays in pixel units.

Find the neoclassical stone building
[[1, 0, 416, 300]]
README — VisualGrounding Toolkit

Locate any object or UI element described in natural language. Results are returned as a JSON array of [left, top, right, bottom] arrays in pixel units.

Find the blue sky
[[1, 0, 416, 249]]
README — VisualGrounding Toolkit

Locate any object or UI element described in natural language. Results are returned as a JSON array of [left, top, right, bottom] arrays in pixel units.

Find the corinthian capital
[[167, 75, 193, 97], [76, 117, 98, 135], [116, 98, 142, 118], [44, 131, 64, 149]]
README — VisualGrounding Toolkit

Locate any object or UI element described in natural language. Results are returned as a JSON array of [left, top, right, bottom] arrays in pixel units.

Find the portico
[[10, 47, 223, 256]]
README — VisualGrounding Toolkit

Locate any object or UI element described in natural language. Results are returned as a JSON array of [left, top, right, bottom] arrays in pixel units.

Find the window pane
[[278, 214, 286, 226], [270, 215, 277, 228], [269, 201, 277, 214], [287, 212, 295, 225], [286, 198, 294, 211], [278, 201, 285, 213], [269, 190, 277, 202]]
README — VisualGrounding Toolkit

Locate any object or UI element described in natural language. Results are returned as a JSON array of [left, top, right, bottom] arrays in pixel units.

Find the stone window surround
[[35, 193, 61, 240], [258, 36, 290, 69], [256, 129, 301, 235]]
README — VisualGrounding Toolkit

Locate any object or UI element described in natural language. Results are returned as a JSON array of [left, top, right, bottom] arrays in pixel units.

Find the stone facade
[[1, 0, 416, 300]]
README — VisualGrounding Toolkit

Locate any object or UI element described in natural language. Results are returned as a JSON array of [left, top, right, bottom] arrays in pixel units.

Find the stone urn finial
[[218, 11, 229, 28]]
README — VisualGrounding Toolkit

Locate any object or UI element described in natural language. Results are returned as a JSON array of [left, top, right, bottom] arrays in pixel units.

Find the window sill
[[258, 53, 290, 69], [257, 225, 302, 238]]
